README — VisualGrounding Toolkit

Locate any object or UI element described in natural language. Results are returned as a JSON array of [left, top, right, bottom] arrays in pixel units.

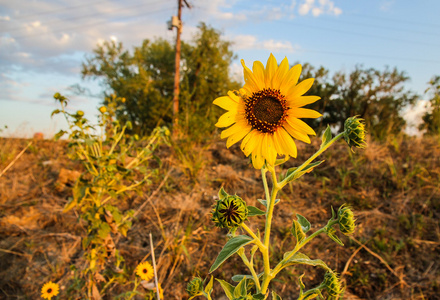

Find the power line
[[348, 12, 440, 29], [314, 16, 440, 38], [297, 48, 440, 65]]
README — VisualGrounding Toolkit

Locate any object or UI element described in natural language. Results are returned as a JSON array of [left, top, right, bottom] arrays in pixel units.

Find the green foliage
[[82, 22, 239, 138], [209, 235, 254, 273], [419, 75, 440, 135], [300, 64, 417, 139], [52, 93, 165, 298]]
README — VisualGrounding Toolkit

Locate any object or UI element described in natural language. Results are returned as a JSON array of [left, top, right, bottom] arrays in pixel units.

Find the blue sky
[[1, 0, 439, 137]]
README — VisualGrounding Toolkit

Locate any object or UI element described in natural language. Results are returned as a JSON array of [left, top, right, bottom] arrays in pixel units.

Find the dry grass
[[0, 135, 439, 299]]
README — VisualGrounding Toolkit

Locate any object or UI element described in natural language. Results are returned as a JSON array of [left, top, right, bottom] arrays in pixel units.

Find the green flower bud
[[212, 195, 248, 229], [322, 272, 342, 297], [344, 116, 367, 150], [186, 277, 203, 296], [77, 110, 84, 117], [338, 205, 356, 236]]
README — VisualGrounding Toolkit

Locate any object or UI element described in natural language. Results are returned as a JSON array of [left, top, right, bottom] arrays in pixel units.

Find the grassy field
[[0, 135, 439, 299]]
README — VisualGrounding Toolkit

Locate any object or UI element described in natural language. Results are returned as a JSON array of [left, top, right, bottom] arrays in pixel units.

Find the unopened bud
[[186, 277, 203, 296], [338, 205, 356, 235], [211, 195, 248, 229], [99, 106, 107, 114], [344, 116, 367, 150], [322, 272, 342, 297]]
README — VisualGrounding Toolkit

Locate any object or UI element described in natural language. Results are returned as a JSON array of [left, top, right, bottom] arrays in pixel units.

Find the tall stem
[[260, 164, 280, 294]]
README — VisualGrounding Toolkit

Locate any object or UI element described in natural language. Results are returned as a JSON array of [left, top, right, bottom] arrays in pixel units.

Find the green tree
[[302, 65, 417, 139], [419, 76, 440, 135], [81, 23, 239, 137]]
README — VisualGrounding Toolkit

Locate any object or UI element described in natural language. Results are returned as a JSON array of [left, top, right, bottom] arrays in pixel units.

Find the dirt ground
[[0, 135, 439, 299]]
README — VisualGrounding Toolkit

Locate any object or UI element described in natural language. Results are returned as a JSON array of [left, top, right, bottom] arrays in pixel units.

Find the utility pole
[[168, 0, 190, 138]]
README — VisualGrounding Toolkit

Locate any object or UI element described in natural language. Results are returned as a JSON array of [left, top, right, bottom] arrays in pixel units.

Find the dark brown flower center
[[245, 88, 288, 133], [219, 201, 239, 223], [47, 288, 52, 293], [143, 268, 147, 273]]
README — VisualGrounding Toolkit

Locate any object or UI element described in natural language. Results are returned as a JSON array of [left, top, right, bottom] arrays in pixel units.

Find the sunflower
[[135, 261, 154, 281], [41, 281, 59, 299], [214, 54, 321, 169]]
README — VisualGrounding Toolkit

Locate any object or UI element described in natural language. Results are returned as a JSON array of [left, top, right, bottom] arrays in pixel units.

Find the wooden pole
[[172, 0, 182, 137]]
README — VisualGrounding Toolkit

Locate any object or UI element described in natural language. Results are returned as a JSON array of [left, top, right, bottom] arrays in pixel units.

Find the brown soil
[[0, 135, 439, 299]]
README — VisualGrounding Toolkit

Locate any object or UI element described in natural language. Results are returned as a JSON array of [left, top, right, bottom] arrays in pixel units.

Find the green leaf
[[234, 277, 247, 298], [282, 252, 332, 272], [209, 235, 254, 273], [257, 199, 280, 208], [98, 223, 111, 239], [204, 276, 214, 294], [285, 160, 325, 183], [296, 214, 311, 233], [63, 197, 77, 212], [284, 167, 297, 180], [327, 231, 344, 246], [272, 291, 282, 300], [331, 206, 336, 220], [218, 187, 229, 199], [321, 125, 332, 147], [231, 273, 263, 282], [298, 274, 306, 292], [54, 130, 67, 141], [291, 220, 305, 244], [216, 279, 234, 300], [51, 109, 61, 117], [247, 206, 266, 216], [252, 293, 265, 300]]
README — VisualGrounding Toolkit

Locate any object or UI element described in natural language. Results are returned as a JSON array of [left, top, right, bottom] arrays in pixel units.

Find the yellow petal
[[265, 54, 277, 88], [242, 59, 260, 93], [271, 57, 289, 90], [289, 107, 322, 119], [279, 64, 302, 95], [220, 120, 247, 138], [288, 95, 321, 108], [286, 117, 316, 135], [264, 134, 277, 166], [213, 95, 239, 111], [252, 61, 265, 88], [272, 130, 285, 155], [284, 121, 311, 143], [287, 78, 315, 99], [215, 111, 237, 128], [241, 130, 258, 156], [276, 128, 297, 158], [252, 135, 265, 169], [226, 125, 251, 148]]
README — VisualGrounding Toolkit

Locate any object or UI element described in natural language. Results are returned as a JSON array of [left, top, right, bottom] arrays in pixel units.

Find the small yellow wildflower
[[41, 281, 59, 299], [135, 261, 154, 281]]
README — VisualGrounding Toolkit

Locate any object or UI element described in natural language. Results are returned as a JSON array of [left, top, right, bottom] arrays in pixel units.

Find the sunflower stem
[[260, 163, 280, 294]]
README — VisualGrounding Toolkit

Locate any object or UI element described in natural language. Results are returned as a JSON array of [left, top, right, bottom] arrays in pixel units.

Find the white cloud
[[298, 0, 342, 17], [230, 34, 299, 53], [403, 100, 430, 135]]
